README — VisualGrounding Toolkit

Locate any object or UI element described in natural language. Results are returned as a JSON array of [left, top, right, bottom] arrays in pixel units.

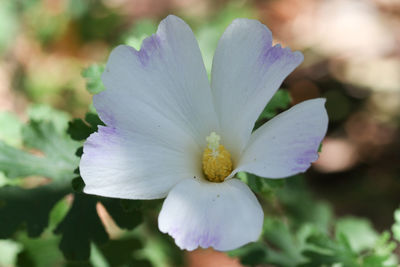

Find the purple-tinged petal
[[158, 178, 263, 251], [211, 18, 303, 160], [80, 126, 202, 199], [96, 15, 218, 150], [233, 99, 328, 179]]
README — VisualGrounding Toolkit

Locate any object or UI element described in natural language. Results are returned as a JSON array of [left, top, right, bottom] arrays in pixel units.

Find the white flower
[[80, 15, 328, 251]]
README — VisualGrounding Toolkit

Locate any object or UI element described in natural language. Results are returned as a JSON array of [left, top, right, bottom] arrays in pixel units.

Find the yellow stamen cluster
[[202, 132, 233, 183]]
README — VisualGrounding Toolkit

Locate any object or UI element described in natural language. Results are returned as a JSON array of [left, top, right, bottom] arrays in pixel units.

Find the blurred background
[[0, 0, 399, 266]]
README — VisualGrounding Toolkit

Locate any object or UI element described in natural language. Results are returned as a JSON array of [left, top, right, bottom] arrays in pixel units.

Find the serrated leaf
[[67, 119, 93, 141], [99, 198, 142, 230], [0, 183, 69, 238], [54, 193, 143, 261], [68, 113, 104, 141], [54, 194, 109, 261], [262, 218, 305, 267], [0, 120, 79, 180], [335, 217, 378, 253], [27, 104, 70, 133], [82, 65, 105, 94], [300, 232, 358, 266]]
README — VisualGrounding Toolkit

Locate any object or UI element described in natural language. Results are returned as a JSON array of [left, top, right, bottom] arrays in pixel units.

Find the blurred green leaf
[[228, 242, 268, 266], [336, 217, 379, 253], [259, 89, 291, 120], [262, 218, 305, 267], [28, 104, 70, 133], [17, 234, 66, 267], [82, 65, 106, 94], [100, 237, 152, 267], [300, 232, 358, 266], [0, 112, 23, 147], [392, 208, 400, 242], [0, 239, 22, 267], [324, 90, 351, 122], [237, 172, 285, 197], [0, 1, 18, 53], [0, 122, 79, 181], [0, 183, 69, 238], [277, 176, 333, 232], [123, 19, 157, 50]]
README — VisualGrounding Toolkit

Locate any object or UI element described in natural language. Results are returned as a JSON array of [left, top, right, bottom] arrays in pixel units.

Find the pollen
[[202, 132, 233, 183]]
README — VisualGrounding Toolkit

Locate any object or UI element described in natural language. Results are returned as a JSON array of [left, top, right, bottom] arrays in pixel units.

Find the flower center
[[202, 132, 233, 183]]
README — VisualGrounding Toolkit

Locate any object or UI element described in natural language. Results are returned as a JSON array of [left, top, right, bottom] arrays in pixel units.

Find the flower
[[80, 15, 328, 251]]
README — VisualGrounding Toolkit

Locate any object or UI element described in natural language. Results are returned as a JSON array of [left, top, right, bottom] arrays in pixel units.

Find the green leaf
[[82, 65, 105, 94], [237, 172, 285, 197], [392, 208, 400, 242], [300, 232, 358, 266], [16, 233, 84, 267], [258, 89, 291, 120], [228, 242, 268, 266], [262, 218, 305, 267], [99, 237, 152, 267], [100, 198, 142, 230], [54, 194, 109, 261], [0, 183, 69, 238], [0, 120, 79, 180], [0, 111, 23, 147], [335, 217, 379, 253], [68, 119, 94, 141], [277, 176, 333, 232], [27, 104, 70, 133], [54, 193, 143, 261], [67, 113, 104, 141]]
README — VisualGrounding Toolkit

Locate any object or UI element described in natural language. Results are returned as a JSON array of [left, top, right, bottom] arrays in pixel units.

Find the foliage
[[0, 107, 146, 265], [0, 2, 399, 266], [229, 178, 398, 267]]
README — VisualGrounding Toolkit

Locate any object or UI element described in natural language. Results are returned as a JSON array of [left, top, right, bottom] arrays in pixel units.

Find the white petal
[[211, 18, 303, 159], [80, 126, 202, 199], [235, 99, 328, 178], [97, 15, 218, 149], [158, 178, 263, 251]]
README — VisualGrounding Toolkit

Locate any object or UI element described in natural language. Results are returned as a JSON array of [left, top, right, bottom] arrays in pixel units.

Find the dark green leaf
[[67, 119, 93, 141], [67, 113, 104, 141], [71, 177, 85, 193], [228, 242, 268, 266], [258, 89, 291, 120], [99, 237, 152, 267], [237, 172, 285, 197], [0, 183, 69, 238], [54, 194, 108, 261], [84, 113, 104, 129], [99, 198, 143, 230]]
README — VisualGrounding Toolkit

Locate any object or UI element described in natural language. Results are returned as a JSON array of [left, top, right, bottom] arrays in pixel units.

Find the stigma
[[202, 132, 233, 183]]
